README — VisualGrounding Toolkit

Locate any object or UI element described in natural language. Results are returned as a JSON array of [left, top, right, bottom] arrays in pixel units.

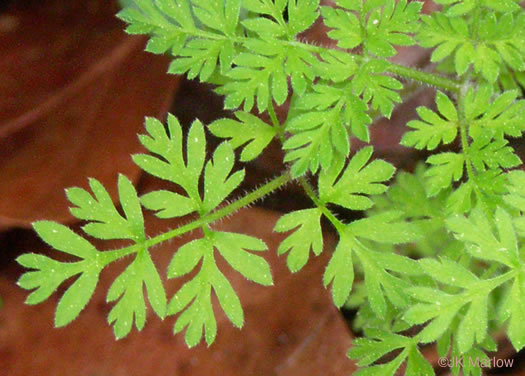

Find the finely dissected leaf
[[323, 232, 356, 307], [283, 78, 372, 176], [470, 136, 521, 172], [499, 271, 525, 351], [349, 329, 411, 367], [202, 142, 245, 213], [287, 0, 320, 36], [349, 329, 433, 376], [352, 60, 402, 118], [405, 258, 503, 352], [321, 6, 362, 49], [213, 231, 272, 285], [348, 211, 422, 244], [136, 115, 245, 216], [325, 219, 418, 313], [17, 221, 102, 325], [355, 247, 415, 318], [418, 11, 525, 82], [168, 39, 234, 81], [119, 0, 242, 77], [283, 80, 371, 176], [140, 190, 198, 218], [446, 207, 520, 268], [66, 174, 145, 241], [208, 111, 277, 162], [401, 91, 458, 150], [319, 147, 395, 210], [424, 152, 464, 197], [504, 170, 525, 233], [274, 208, 323, 272], [133, 115, 204, 203], [434, 0, 521, 15], [217, 47, 288, 112], [107, 248, 167, 339], [167, 229, 271, 346], [323, 0, 421, 57], [294, 81, 371, 143], [169, 272, 217, 347], [314, 50, 359, 83], [467, 87, 525, 140], [283, 110, 342, 176]]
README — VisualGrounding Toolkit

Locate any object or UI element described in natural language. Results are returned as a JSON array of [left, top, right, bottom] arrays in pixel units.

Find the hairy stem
[[100, 172, 292, 264], [297, 177, 346, 233]]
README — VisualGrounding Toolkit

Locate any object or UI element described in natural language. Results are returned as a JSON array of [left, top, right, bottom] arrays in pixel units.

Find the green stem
[[297, 177, 346, 233], [167, 26, 462, 94], [286, 40, 461, 93], [267, 101, 345, 233], [457, 82, 474, 180], [387, 64, 461, 94], [100, 172, 292, 264], [267, 102, 285, 143]]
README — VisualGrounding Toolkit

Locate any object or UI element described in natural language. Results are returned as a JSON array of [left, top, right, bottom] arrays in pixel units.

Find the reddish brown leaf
[[0, 0, 179, 228]]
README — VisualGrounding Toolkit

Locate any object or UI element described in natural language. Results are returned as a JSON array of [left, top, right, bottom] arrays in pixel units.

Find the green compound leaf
[[283, 110, 343, 177], [202, 143, 245, 213], [401, 91, 458, 150], [348, 211, 422, 244], [349, 329, 433, 376], [287, 0, 320, 36], [498, 271, 525, 351], [274, 208, 323, 273], [319, 146, 395, 211], [140, 190, 198, 219], [424, 152, 464, 197], [418, 11, 525, 82], [323, 232, 356, 308], [66, 174, 145, 242], [107, 248, 167, 339], [295, 81, 371, 142], [434, 0, 521, 17], [446, 207, 520, 268], [321, 6, 362, 49], [469, 135, 521, 172], [323, 0, 421, 58], [213, 232, 272, 286], [208, 111, 277, 162], [17, 222, 102, 327], [283, 80, 371, 177], [283, 77, 372, 176], [217, 47, 288, 112], [118, 0, 241, 78], [404, 258, 501, 353], [169, 269, 218, 347], [168, 39, 235, 81], [503, 170, 525, 234], [466, 87, 525, 140], [324, 223, 420, 311], [352, 60, 403, 118], [167, 230, 271, 346], [313, 50, 359, 83], [137, 114, 244, 216], [134, 115, 205, 203]]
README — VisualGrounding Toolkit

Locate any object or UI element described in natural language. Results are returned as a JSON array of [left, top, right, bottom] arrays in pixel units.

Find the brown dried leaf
[[0, 0, 179, 228]]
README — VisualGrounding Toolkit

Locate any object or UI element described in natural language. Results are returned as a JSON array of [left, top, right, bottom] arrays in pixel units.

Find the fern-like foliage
[[16, 0, 525, 375], [18, 114, 274, 346]]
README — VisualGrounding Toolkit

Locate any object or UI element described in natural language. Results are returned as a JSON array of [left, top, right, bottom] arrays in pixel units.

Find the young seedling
[[17, 0, 525, 374]]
